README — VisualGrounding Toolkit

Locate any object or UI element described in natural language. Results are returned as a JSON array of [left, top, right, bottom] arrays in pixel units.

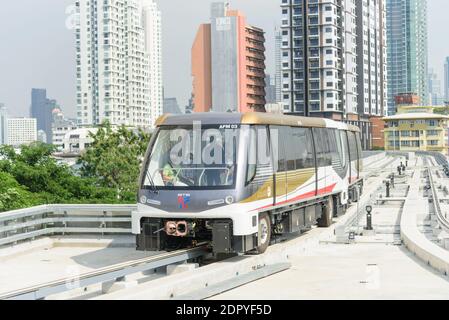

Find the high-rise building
[[275, 28, 282, 103], [280, 0, 357, 120], [386, 0, 428, 114], [192, 2, 266, 113], [428, 68, 442, 106], [143, 0, 163, 127], [52, 108, 78, 151], [444, 57, 449, 103], [356, 0, 388, 118], [163, 98, 182, 114], [76, 0, 162, 128], [265, 74, 277, 104], [0, 103, 7, 145], [7, 118, 37, 147], [30, 88, 54, 143]]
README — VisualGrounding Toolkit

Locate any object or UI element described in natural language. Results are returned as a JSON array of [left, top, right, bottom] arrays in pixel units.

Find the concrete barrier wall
[[401, 171, 449, 276]]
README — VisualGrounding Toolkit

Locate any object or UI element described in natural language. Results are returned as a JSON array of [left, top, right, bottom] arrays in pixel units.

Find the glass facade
[[386, 0, 429, 115]]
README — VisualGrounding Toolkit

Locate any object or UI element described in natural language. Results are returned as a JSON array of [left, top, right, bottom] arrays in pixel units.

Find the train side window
[[271, 126, 286, 172], [246, 126, 257, 184], [327, 129, 339, 163], [348, 131, 358, 162], [292, 127, 314, 169], [313, 128, 332, 167], [284, 127, 296, 171]]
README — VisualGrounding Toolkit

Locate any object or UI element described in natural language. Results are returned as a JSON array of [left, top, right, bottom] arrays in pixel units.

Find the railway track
[[0, 243, 209, 300], [420, 155, 449, 233]]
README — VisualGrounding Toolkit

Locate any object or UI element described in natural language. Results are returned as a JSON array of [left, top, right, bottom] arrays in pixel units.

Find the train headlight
[[225, 196, 234, 205], [140, 195, 147, 204]]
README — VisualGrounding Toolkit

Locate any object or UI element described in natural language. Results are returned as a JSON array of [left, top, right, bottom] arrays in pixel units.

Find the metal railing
[[0, 204, 136, 247]]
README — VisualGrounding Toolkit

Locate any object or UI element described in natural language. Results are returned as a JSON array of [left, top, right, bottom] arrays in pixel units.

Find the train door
[[270, 126, 288, 205], [312, 128, 332, 196]]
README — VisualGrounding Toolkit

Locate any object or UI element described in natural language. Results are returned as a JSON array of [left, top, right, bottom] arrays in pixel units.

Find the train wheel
[[318, 196, 334, 228], [255, 213, 271, 254]]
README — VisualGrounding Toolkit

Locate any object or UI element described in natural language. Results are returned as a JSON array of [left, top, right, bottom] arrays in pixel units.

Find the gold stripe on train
[[240, 168, 315, 203]]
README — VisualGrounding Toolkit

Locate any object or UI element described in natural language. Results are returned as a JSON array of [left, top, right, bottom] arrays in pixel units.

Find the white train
[[133, 113, 363, 254]]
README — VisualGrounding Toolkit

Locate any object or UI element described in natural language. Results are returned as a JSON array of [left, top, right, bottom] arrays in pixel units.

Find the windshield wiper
[[145, 170, 159, 194]]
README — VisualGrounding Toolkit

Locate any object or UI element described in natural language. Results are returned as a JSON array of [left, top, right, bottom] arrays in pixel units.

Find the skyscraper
[[386, 0, 428, 114], [428, 68, 442, 106], [274, 27, 282, 103], [192, 2, 266, 113], [356, 0, 388, 118], [143, 0, 163, 127], [75, 0, 162, 128], [0, 103, 7, 145], [30, 89, 54, 143], [265, 74, 277, 104], [444, 57, 449, 103], [280, 0, 357, 120]]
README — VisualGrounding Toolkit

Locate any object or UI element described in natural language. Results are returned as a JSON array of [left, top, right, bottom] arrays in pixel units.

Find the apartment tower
[[280, 0, 358, 120], [356, 0, 388, 118], [75, 0, 162, 127], [192, 2, 266, 113]]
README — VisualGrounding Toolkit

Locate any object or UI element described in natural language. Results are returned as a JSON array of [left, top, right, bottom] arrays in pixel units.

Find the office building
[[52, 108, 78, 151], [428, 69, 442, 106], [192, 2, 266, 113], [75, 0, 163, 128], [275, 27, 282, 103], [0, 103, 7, 145], [163, 98, 182, 114], [7, 118, 37, 147], [265, 74, 277, 104], [386, 0, 428, 114], [30, 89, 54, 143], [444, 57, 449, 103]]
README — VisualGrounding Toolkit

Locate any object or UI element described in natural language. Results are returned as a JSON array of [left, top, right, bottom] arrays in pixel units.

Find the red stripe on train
[[253, 183, 337, 212]]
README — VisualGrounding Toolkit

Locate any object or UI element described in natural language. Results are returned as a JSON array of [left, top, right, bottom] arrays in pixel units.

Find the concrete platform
[[0, 236, 156, 295], [210, 243, 449, 300]]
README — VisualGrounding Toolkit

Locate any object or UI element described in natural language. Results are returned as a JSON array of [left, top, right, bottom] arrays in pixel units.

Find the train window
[[284, 127, 296, 171], [246, 126, 257, 184], [270, 126, 286, 173], [325, 129, 339, 163], [313, 128, 332, 167], [356, 132, 362, 160], [348, 131, 358, 162], [291, 127, 315, 169]]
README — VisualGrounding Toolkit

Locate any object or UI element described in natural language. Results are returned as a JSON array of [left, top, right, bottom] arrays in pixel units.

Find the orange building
[[192, 3, 266, 113]]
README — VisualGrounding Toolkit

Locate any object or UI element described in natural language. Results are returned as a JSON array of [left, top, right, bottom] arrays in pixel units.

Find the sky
[[0, 0, 447, 118]]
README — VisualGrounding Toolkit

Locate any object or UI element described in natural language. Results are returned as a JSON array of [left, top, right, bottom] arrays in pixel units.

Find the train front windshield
[[142, 125, 241, 190]]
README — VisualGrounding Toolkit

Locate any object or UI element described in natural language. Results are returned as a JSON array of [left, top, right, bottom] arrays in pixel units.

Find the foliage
[[77, 122, 151, 201], [0, 125, 150, 212]]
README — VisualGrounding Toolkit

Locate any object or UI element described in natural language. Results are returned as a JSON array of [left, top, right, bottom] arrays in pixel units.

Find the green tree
[[77, 122, 151, 201]]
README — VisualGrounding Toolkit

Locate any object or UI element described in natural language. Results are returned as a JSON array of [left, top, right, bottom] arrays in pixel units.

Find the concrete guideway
[[96, 155, 400, 300], [211, 155, 449, 300]]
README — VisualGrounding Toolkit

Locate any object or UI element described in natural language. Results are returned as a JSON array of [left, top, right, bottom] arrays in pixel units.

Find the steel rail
[[426, 160, 449, 232], [0, 243, 209, 300]]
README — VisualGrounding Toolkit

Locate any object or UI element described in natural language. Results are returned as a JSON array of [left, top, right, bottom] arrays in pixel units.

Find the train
[[133, 112, 363, 255]]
